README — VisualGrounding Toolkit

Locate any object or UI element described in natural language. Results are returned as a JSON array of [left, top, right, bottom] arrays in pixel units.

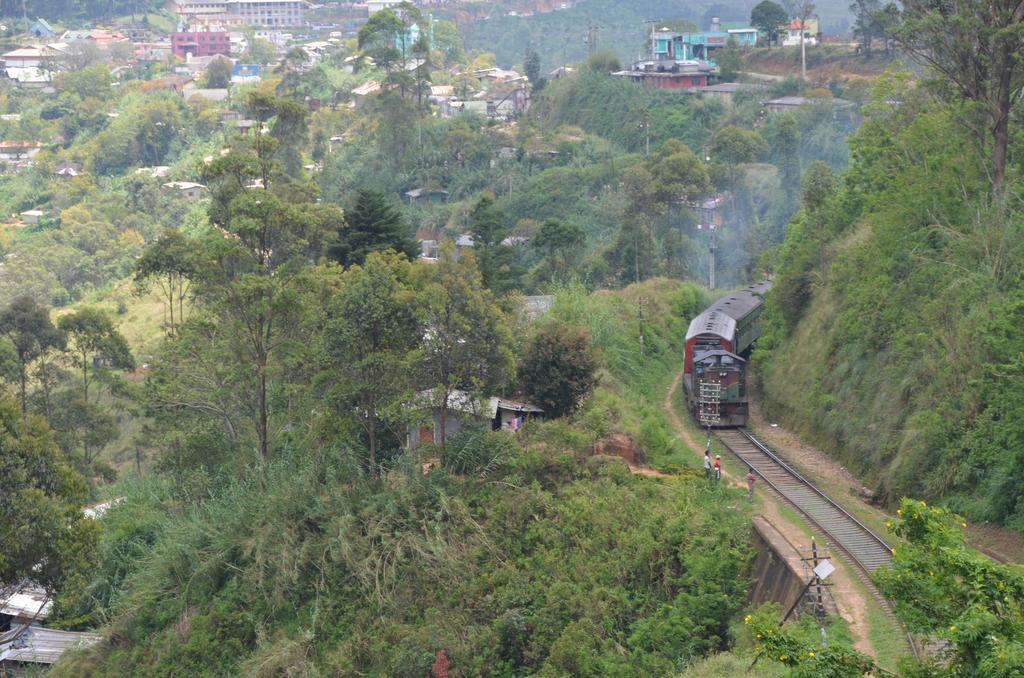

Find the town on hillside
[[1, 1, 1021, 676]]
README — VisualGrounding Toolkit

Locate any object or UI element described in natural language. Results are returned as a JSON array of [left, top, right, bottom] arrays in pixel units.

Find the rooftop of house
[[1, 586, 50, 621], [699, 82, 766, 94], [787, 18, 820, 31], [352, 80, 381, 96], [0, 626, 102, 665], [763, 95, 853, 108], [162, 181, 207, 191], [411, 389, 542, 418]]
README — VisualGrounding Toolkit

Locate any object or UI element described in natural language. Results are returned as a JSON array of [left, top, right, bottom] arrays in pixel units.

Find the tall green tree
[[197, 93, 344, 460], [205, 56, 233, 89], [751, 1, 790, 47], [0, 296, 65, 413], [0, 395, 98, 596], [327, 189, 417, 266], [519, 325, 599, 418], [893, 0, 1024, 190], [849, 0, 882, 53], [320, 252, 421, 476], [532, 219, 585, 284], [359, 2, 425, 91], [134, 230, 197, 337], [647, 139, 713, 211], [57, 307, 134, 405], [418, 244, 514, 449], [468, 196, 523, 294]]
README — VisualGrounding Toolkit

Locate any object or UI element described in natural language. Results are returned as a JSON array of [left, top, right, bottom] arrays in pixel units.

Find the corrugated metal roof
[[0, 626, 101, 665], [709, 281, 772, 322], [686, 308, 735, 341], [685, 282, 772, 341], [1, 587, 50, 620]]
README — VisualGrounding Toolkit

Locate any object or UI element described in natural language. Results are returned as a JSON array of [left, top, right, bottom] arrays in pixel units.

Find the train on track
[[683, 281, 772, 427]]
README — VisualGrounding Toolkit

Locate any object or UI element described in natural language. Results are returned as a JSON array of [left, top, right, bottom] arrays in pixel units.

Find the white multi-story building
[[174, 0, 308, 27]]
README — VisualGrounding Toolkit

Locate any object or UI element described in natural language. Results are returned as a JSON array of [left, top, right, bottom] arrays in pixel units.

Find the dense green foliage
[[757, 72, 1024, 531], [518, 324, 599, 418], [54, 280, 759, 676], [0, 394, 98, 596], [876, 499, 1024, 676], [55, 444, 752, 676]]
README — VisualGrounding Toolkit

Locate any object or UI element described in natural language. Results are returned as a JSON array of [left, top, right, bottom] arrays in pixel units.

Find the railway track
[[716, 428, 893, 572], [715, 428, 920, 656]]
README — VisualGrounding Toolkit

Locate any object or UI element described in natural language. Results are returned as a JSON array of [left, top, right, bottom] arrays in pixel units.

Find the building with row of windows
[[173, 0, 308, 27]]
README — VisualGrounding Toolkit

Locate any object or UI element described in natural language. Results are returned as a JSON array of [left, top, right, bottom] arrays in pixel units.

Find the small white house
[[19, 209, 45, 224], [782, 18, 819, 46]]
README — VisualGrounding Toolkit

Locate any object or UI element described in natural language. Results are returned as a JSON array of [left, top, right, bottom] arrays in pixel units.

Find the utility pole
[[811, 537, 828, 646], [637, 110, 651, 157], [638, 296, 648, 358], [583, 20, 600, 55], [709, 226, 717, 289], [800, 17, 807, 80], [643, 19, 662, 57]]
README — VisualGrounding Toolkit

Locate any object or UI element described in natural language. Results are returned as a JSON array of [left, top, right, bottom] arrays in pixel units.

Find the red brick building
[[171, 31, 231, 59]]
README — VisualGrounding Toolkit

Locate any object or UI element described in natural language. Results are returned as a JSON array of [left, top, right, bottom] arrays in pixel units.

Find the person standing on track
[[746, 468, 756, 501], [714, 455, 722, 483], [704, 451, 712, 479]]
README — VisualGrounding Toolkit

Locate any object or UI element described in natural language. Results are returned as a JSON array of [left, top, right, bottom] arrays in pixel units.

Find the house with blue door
[[650, 17, 757, 68]]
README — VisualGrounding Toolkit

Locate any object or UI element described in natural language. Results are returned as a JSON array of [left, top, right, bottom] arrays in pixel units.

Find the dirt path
[[662, 370, 877, 659]]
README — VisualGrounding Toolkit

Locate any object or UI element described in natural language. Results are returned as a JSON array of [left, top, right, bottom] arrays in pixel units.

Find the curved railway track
[[716, 429, 893, 572], [715, 428, 920, 656]]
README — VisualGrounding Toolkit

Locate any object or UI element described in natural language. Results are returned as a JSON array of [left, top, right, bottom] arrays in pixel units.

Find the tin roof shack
[[695, 81, 767, 100], [0, 141, 43, 162], [0, 587, 51, 629], [404, 187, 449, 204], [0, 626, 102, 669], [407, 390, 543, 449], [761, 95, 858, 122], [19, 209, 45, 225]]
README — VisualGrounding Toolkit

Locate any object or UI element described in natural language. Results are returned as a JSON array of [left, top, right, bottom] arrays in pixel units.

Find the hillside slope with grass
[[53, 281, 762, 676], [755, 75, 1024, 533]]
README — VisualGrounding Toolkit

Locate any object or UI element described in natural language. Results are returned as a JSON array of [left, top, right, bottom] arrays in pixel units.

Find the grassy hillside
[[755, 75, 1024, 533], [53, 281, 762, 676]]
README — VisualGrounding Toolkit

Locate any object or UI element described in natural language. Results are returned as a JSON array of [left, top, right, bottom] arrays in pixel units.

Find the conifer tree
[[328, 190, 418, 267]]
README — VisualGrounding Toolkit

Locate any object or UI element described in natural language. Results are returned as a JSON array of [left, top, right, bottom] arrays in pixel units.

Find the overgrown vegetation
[[757, 70, 1024, 532], [53, 282, 760, 676]]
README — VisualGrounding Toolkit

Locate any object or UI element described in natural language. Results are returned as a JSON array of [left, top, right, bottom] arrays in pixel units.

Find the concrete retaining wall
[[749, 516, 816, 613]]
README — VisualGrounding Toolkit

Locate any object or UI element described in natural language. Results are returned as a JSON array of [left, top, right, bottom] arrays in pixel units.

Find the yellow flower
[[897, 509, 902, 516], [808, 651, 815, 657], [780, 655, 788, 661], [744, 614, 752, 625], [949, 626, 956, 632], [892, 548, 897, 555], [756, 633, 762, 639], [962, 522, 967, 528]]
